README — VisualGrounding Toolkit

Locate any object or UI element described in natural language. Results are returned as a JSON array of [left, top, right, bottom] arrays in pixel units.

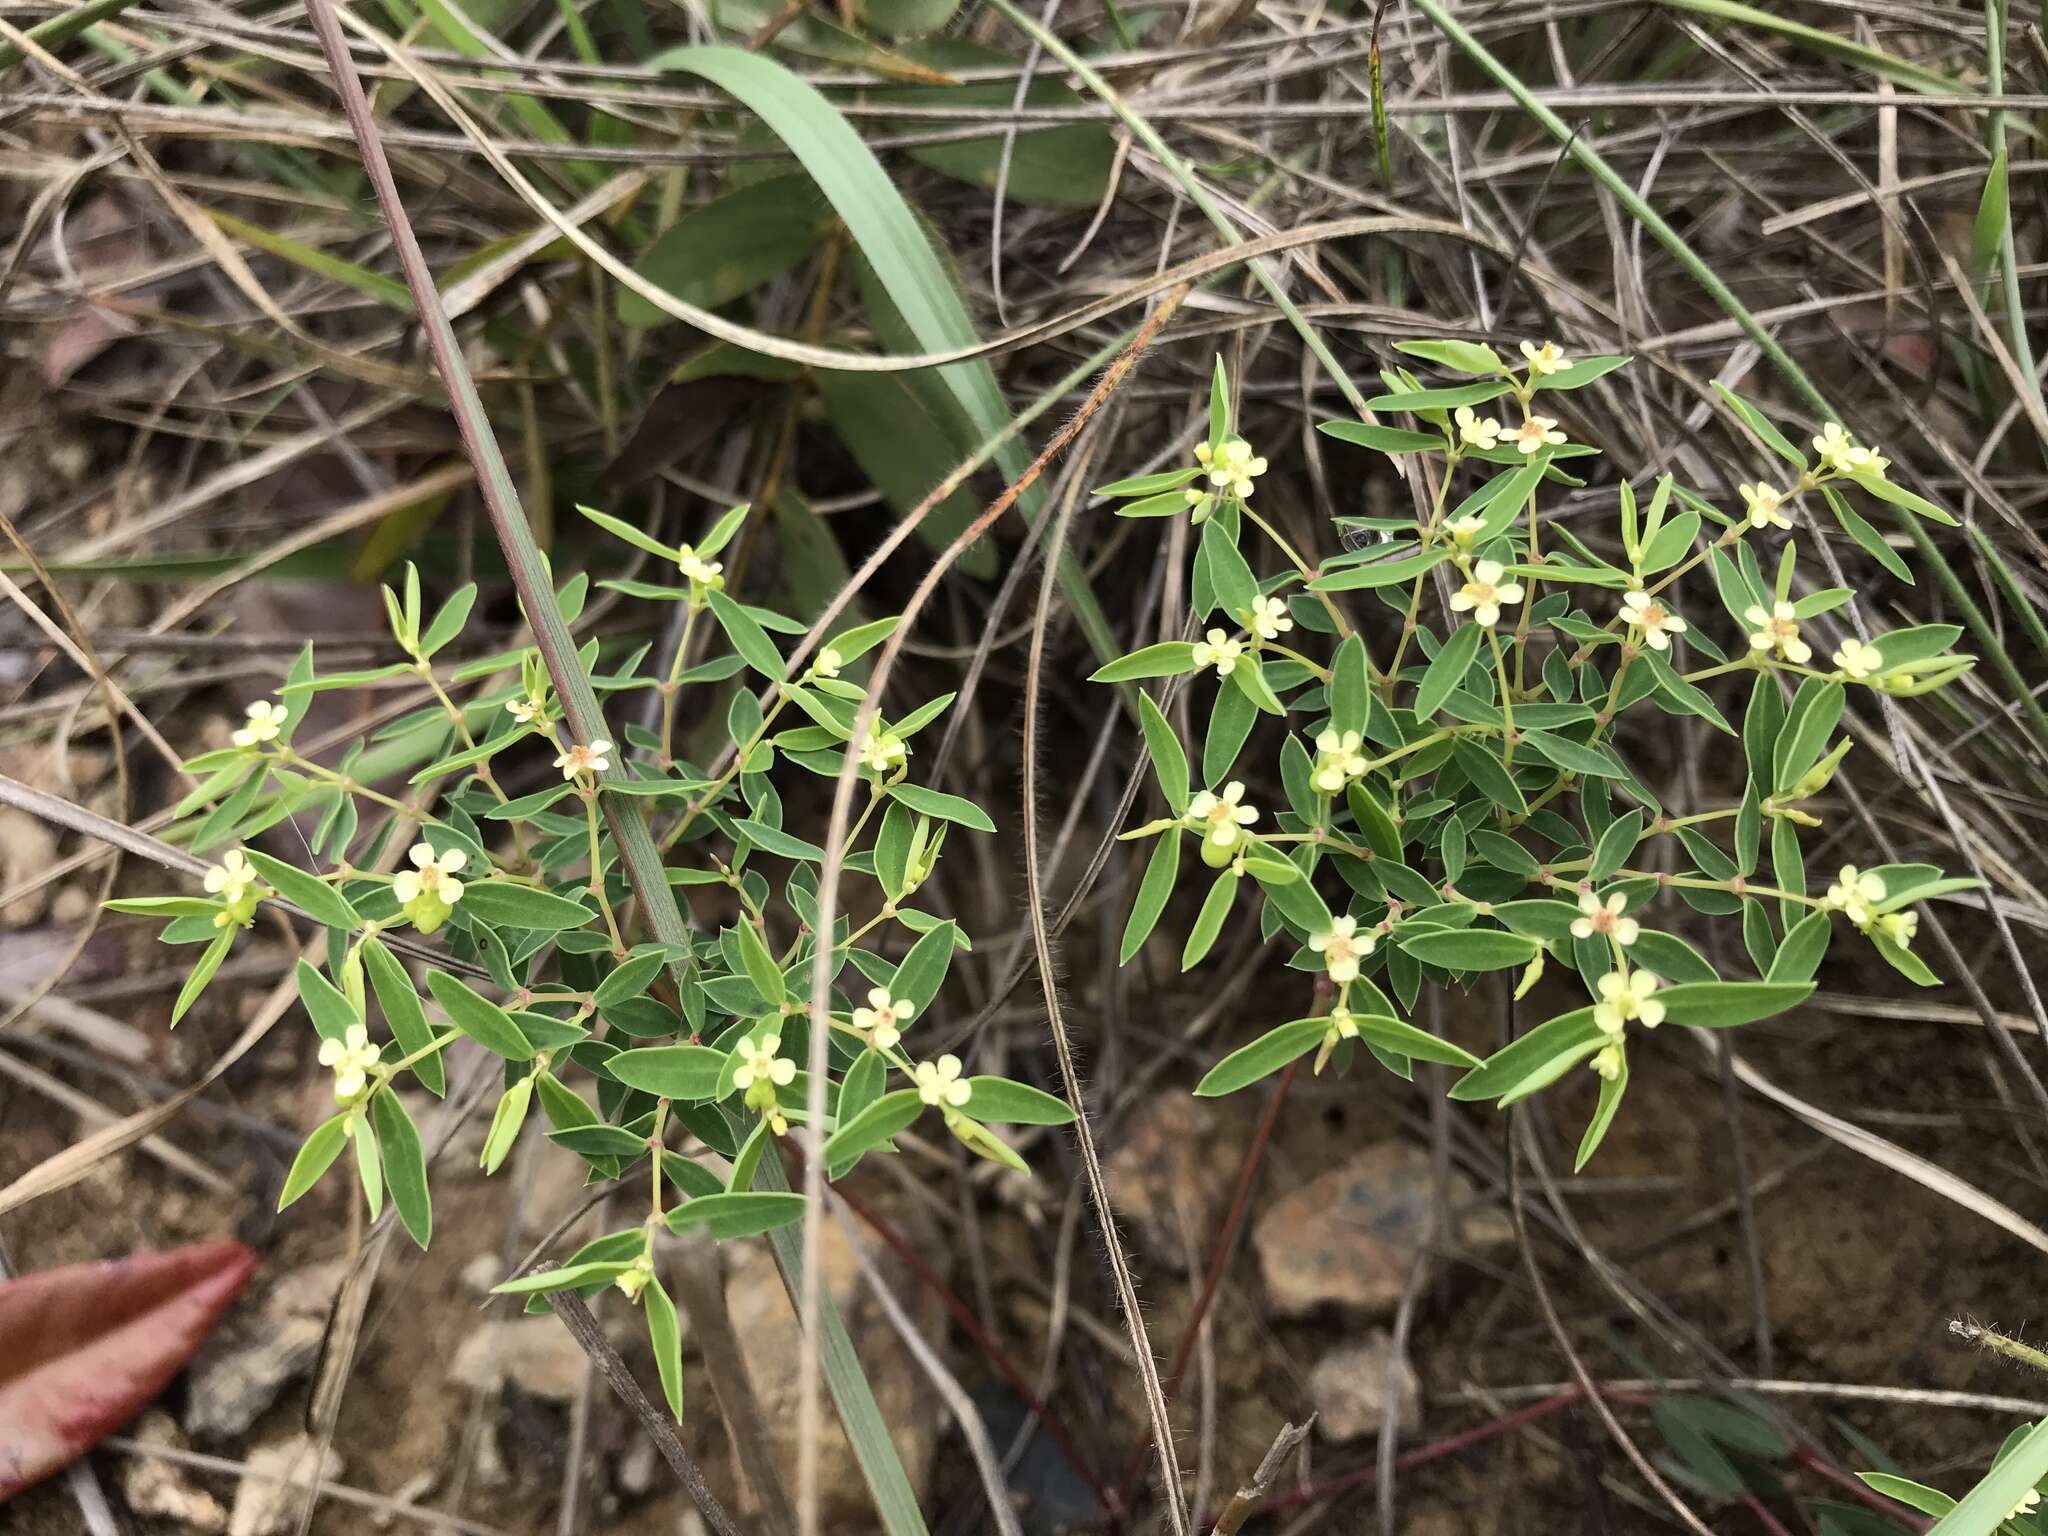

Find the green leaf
[[1182, 869, 1240, 971], [824, 1089, 924, 1172], [706, 589, 788, 682], [1532, 354, 1630, 392], [103, 896, 229, 919], [576, 502, 681, 561], [353, 1112, 383, 1220], [1772, 679, 1845, 794], [1655, 980, 1814, 1027], [481, 1077, 534, 1174], [1393, 338, 1504, 374], [1414, 623, 1483, 719], [418, 583, 477, 659], [666, 1190, 810, 1238], [1520, 730, 1622, 779], [492, 1258, 634, 1295], [594, 951, 666, 1009], [1137, 692, 1189, 814], [891, 919, 957, 1012], [963, 1077, 1076, 1125], [1768, 910, 1832, 983], [371, 1091, 431, 1248], [242, 849, 361, 930], [1309, 547, 1450, 592], [1347, 1014, 1482, 1068], [425, 970, 536, 1061], [1574, 1050, 1627, 1171], [1194, 1017, 1327, 1096], [1362, 380, 1513, 412], [644, 1279, 685, 1421], [1450, 1006, 1608, 1103], [460, 880, 597, 932], [886, 783, 995, 833], [278, 1114, 351, 1209], [621, 175, 830, 329], [170, 929, 233, 1027], [295, 958, 359, 1044], [1316, 420, 1442, 454], [1120, 832, 1180, 964], [1713, 381, 1807, 469], [1095, 467, 1202, 497], [607, 1044, 728, 1100], [1921, 1417, 2048, 1535], [1589, 811, 1643, 882], [1396, 928, 1538, 970], [734, 817, 827, 861], [735, 920, 786, 1004], [1090, 642, 1197, 683], [363, 937, 442, 1096]]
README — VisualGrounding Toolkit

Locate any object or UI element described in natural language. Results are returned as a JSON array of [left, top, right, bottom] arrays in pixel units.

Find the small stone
[[451, 1318, 591, 1402], [1106, 1096, 1241, 1267], [186, 1261, 347, 1440], [1252, 1142, 1495, 1318], [1308, 1333, 1420, 1441], [119, 1411, 226, 1532], [227, 1435, 342, 1536]]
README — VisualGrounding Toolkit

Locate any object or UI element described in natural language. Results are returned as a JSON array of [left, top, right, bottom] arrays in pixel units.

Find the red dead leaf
[[0, 1240, 257, 1501]]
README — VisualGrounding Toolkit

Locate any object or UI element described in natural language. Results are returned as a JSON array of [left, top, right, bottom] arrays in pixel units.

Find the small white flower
[[317, 1022, 380, 1103], [1449, 559, 1525, 629], [1185, 781, 1259, 850], [812, 647, 844, 680], [231, 698, 288, 748], [1571, 890, 1640, 947], [1309, 914, 1375, 985], [1812, 422, 1889, 479], [1621, 589, 1687, 652], [732, 1033, 796, 1091], [614, 1253, 654, 1302], [1520, 340, 1569, 375], [1833, 637, 1883, 680], [1876, 910, 1918, 950], [1745, 602, 1812, 665], [1739, 482, 1792, 531], [1190, 629, 1245, 677], [852, 987, 913, 1051], [1195, 438, 1267, 500], [1247, 596, 1293, 641], [1593, 968, 1664, 1034], [1446, 514, 1487, 548], [392, 841, 467, 908], [203, 849, 257, 905], [913, 1053, 971, 1109], [1510, 415, 1567, 454], [1312, 729, 1368, 796], [2007, 1488, 2041, 1523], [1454, 407, 1502, 450], [555, 739, 612, 780], [506, 695, 544, 724], [1589, 1043, 1624, 1081], [1328, 1007, 1360, 1040], [1824, 864, 1886, 926], [859, 728, 908, 774], [676, 543, 725, 589]]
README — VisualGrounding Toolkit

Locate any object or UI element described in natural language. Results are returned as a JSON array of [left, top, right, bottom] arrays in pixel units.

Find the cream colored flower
[[2006, 1489, 2041, 1523], [1620, 590, 1686, 652], [1812, 422, 1889, 479], [1191, 629, 1245, 677], [914, 1053, 971, 1109], [1824, 864, 1886, 926], [1186, 781, 1258, 850], [1446, 514, 1487, 548], [732, 1033, 796, 1091], [852, 987, 913, 1051], [1312, 729, 1368, 795], [1833, 637, 1883, 680], [317, 1022, 380, 1103], [1594, 968, 1664, 1034], [675, 542, 725, 589], [1738, 482, 1792, 531], [1449, 559, 1525, 629], [1745, 602, 1812, 665], [811, 647, 843, 680], [231, 698, 287, 748], [1589, 1043, 1624, 1081], [554, 739, 612, 780], [506, 694, 544, 724], [1247, 596, 1293, 641], [1195, 438, 1267, 500], [1510, 415, 1567, 454], [393, 841, 467, 907], [1520, 340, 1569, 376], [1328, 1007, 1360, 1040], [1309, 915, 1374, 985], [859, 728, 907, 774], [614, 1252, 654, 1302], [1454, 407, 1502, 450], [204, 849, 257, 905], [1571, 890, 1640, 947], [1875, 910, 1918, 950]]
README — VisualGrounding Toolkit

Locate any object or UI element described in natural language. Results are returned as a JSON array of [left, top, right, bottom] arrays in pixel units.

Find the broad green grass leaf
[[620, 175, 831, 329]]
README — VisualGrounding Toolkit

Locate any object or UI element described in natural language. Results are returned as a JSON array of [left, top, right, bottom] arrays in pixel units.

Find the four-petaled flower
[[1450, 559, 1525, 629], [732, 1033, 796, 1091], [914, 1053, 972, 1109], [1310, 915, 1374, 985], [676, 543, 725, 589], [394, 841, 466, 907], [1589, 1043, 1624, 1081], [859, 728, 908, 774], [1510, 415, 1567, 454], [1620, 590, 1687, 652], [1191, 629, 1245, 676], [1571, 890, 1640, 947], [1833, 637, 1883, 680], [1812, 422, 1888, 479], [1824, 864, 1885, 926], [1446, 514, 1487, 548], [204, 849, 257, 905], [318, 1023, 381, 1103], [1312, 729, 1368, 795], [1745, 602, 1812, 664], [1186, 782, 1258, 850], [852, 988, 913, 1051], [555, 739, 612, 781], [1194, 437, 1268, 500], [1520, 340, 1569, 375], [1247, 596, 1293, 641], [1454, 407, 1501, 450], [812, 647, 843, 680], [1739, 482, 1792, 531], [1594, 968, 1664, 1035], [232, 698, 287, 748], [506, 694, 544, 724]]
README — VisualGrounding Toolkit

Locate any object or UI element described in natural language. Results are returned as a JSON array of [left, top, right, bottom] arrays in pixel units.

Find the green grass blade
[[1926, 1416, 2048, 1536], [0, 0, 143, 70], [1659, 0, 1964, 93]]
